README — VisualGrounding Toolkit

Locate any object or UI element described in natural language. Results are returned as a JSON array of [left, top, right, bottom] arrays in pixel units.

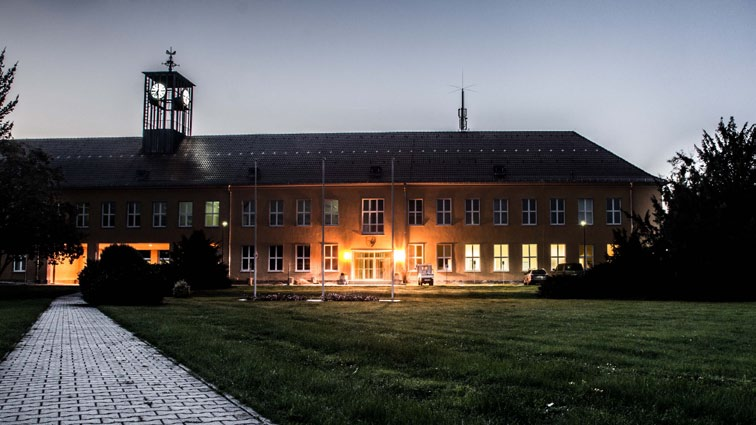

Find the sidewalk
[[0, 293, 272, 424]]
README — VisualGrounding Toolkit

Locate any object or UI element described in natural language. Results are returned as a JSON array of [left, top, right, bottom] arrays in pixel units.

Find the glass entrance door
[[354, 251, 391, 281]]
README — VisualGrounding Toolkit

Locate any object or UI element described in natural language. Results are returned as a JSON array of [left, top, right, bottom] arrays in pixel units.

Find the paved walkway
[[0, 293, 272, 424]]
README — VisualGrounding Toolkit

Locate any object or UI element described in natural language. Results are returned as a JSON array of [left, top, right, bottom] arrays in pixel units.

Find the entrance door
[[354, 251, 391, 281]]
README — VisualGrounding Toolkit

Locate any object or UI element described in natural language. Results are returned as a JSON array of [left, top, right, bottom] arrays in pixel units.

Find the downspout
[[629, 182, 634, 233]]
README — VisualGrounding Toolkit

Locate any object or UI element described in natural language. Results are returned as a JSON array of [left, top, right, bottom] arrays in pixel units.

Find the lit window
[[465, 244, 481, 272], [436, 198, 452, 225], [296, 244, 311, 272], [408, 199, 423, 226], [325, 200, 339, 226], [268, 245, 283, 272], [579, 244, 594, 269], [550, 198, 565, 225], [12, 256, 25, 273], [607, 244, 617, 258], [178, 202, 193, 227], [493, 199, 508, 226], [242, 200, 255, 227], [126, 202, 141, 228], [465, 199, 480, 225], [550, 243, 566, 270], [607, 198, 622, 225], [437, 244, 453, 272], [493, 244, 509, 272], [324, 244, 338, 271], [361, 198, 384, 234], [101, 202, 115, 228], [408, 243, 424, 271], [152, 201, 167, 228], [205, 201, 220, 227], [578, 198, 594, 225], [297, 199, 311, 226], [270, 200, 283, 227], [522, 199, 537, 225], [521, 244, 538, 271], [76, 203, 89, 228], [241, 245, 255, 272]]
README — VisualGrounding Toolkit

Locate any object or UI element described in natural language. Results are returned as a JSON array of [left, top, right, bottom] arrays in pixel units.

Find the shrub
[[172, 280, 191, 298], [170, 230, 230, 289], [78, 244, 163, 305]]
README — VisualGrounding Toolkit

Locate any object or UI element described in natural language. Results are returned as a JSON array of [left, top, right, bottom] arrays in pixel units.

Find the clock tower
[[142, 48, 194, 154]]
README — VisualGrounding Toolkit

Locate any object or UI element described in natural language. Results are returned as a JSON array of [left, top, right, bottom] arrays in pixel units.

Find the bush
[[170, 230, 230, 290], [78, 244, 163, 305], [172, 280, 191, 298]]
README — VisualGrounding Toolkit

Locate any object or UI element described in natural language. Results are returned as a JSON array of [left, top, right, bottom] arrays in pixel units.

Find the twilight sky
[[1, 0, 755, 177]]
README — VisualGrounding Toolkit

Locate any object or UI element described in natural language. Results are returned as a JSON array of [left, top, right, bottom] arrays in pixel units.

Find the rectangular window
[[436, 198, 452, 225], [493, 244, 510, 272], [270, 200, 284, 227], [205, 201, 220, 227], [242, 200, 255, 227], [361, 198, 384, 234], [465, 244, 481, 272], [152, 201, 167, 228], [101, 202, 115, 228], [241, 245, 255, 272], [178, 202, 193, 227], [268, 245, 283, 272], [76, 203, 89, 228], [493, 199, 508, 226], [579, 244, 594, 269], [550, 198, 565, 225], [126, 202, 141, 228], [408, 199, 423, 226], [521, 243, 538, 271], [297, 199, 311, 226], [607, 198, 622, 225], [295, 244, 311, 272], [408, 243, 424, 271], [578, 198, 594, 225], [324, 244, 338, 271], [12, 256, 25, 273], [550, 244, 567, 270], [437, 244, 453, 272], [465, 199, 480, 225], [325, 199, 339, 226], [522, 199, 537, 225]]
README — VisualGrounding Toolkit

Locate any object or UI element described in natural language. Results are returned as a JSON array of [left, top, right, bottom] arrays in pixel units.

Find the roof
[[22, 131, 657, 189]]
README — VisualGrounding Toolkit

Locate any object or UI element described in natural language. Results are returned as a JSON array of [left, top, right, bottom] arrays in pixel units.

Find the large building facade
[[3, 65, 658, 285]]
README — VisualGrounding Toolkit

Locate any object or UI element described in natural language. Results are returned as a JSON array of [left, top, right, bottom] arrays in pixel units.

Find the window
[[465, 244, 481, 272], [607, 198, 622, 225], [76, 203, 89, 228], [324, 244, 338, 271], [550, 244, 567, 270], [270, 200, 283, 227], [268, 245, 283, 272], [297, 199, 311, 226], [493, 199, 508, 225], [408, 243, 424, 271], [408, 199, 423, 226], [12, 256, 25, 273], [296, 244, 311, 272], [242, 200, 255, 227], [178, 202, 193, 227], [465, 199, 480, 225], [325, 199, 339, 226], [579, 244, 594, 269], [436, 198, 452, 225], [521, 244, 538, 271], [493, 244, 510, 272], [550, 198, 565, 225], [126, 202, 141, 228], [241, 245, 255, 272], [522, 199, 537, 225], [361, 198, 384, 234], [607, 244, 617, 258], [578, 198, 594, 225], [437, 244, 453, 272], [152, 201, 167, 228], [101, 202, 115, 228], [205, 201, 220, 227]]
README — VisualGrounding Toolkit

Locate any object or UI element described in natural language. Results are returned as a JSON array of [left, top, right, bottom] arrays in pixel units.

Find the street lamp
[[580, 220, 587, 269], [221, 220, 228, 264]]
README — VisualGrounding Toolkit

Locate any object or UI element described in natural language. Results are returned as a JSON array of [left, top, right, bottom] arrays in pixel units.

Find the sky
[[1, 0, 755, 178]]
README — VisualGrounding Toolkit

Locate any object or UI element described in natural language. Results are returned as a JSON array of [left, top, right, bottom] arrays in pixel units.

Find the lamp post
[[221, 220, 228, 264], [580, 220, 587, 269]]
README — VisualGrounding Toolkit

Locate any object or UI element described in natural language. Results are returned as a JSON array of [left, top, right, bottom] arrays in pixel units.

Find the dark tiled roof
[[22, 131, 656, 188]]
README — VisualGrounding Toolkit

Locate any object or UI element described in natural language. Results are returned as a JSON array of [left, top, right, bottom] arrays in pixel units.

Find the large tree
[[0, 48, 83, 277]]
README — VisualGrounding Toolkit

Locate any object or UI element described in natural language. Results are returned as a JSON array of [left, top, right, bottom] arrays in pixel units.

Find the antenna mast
[[458, 88, 468, 131]]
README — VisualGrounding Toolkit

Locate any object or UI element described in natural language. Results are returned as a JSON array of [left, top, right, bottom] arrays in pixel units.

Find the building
[[3, 61, 657, 285]]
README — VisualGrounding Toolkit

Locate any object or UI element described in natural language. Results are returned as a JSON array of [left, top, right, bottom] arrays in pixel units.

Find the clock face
[[181, 88, 190, 108], [150, 83, 166, 100]]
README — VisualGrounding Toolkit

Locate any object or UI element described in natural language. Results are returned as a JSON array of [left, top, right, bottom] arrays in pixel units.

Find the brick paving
[[0, 293, 273, 424]]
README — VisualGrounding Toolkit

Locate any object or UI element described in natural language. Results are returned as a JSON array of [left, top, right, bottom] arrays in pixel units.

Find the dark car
[[523, 268, 548, 285], [551, 262, 584, 277]]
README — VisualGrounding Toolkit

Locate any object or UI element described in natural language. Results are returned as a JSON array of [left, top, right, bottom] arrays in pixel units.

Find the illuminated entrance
[[353, 251, 391, 281]]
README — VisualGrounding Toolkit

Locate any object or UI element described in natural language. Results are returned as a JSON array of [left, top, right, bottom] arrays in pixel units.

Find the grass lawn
[[101, 285, 756, 425], [0, 284, 79, 358]]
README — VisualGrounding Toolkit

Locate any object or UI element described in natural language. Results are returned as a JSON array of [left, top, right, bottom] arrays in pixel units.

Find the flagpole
[[253, 159, 258, 298], [321, 158, 326, 301], [391, 157, 395, 301]]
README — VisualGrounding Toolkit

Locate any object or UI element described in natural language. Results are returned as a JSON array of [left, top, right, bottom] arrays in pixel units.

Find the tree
[[169, 230, 230, 289], [0, 48, 83, 276]]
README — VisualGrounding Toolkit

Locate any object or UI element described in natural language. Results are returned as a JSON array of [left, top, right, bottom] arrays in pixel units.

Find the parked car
[[523, 268, 548, 285], [415, 264, 434, 286], [551, 262, 584, 277]]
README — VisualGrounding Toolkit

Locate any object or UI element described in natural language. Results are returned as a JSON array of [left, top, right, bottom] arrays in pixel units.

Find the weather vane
[[163, 47, 179, 72]]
